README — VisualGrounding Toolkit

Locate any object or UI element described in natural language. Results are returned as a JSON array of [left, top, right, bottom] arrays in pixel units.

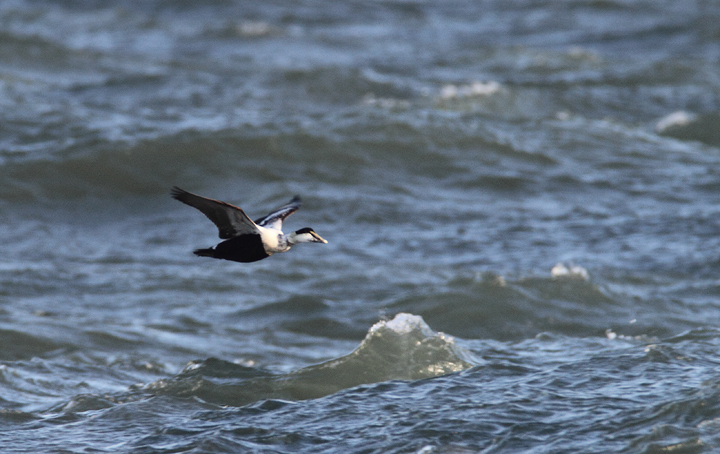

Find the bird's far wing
[[254, 195, 302, 230], [171, 187, 258, 239]]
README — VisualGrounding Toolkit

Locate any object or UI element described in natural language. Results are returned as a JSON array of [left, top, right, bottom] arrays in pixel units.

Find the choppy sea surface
[[2, 1, 720, 452]]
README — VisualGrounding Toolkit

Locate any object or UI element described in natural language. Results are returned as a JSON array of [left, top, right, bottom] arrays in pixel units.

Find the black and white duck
[[171, 187, 327, 263]]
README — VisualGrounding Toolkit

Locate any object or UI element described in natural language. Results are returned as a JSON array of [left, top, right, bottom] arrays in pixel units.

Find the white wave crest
[[551, 262, 589, 280]]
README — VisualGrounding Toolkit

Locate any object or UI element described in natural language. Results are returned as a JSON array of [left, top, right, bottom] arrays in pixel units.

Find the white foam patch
[[439, 81, 502, 99], [370, 313, 435, 336], [656, 111, 696, 133], [551, 262, 589, 280]]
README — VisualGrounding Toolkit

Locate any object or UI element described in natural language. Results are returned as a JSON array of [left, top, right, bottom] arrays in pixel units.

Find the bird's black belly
[[213, 234, 270, 263]]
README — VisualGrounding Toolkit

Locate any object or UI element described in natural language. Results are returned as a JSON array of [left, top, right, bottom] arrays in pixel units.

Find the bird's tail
[[193, 247, 216, 258]]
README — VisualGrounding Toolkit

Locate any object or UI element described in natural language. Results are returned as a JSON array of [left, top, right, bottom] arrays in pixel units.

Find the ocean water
[[2, 0, 720, 452]]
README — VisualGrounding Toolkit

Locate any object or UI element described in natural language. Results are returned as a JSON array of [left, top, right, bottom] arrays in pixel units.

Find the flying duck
[[171, 187, 327, 263]]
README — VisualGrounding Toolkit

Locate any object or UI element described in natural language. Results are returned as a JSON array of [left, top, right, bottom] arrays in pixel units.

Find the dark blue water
[[2, 1, 720, 452]]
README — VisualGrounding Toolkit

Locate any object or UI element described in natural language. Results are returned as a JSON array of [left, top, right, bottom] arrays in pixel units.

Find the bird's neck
[[277, 234, 292, 250], [284, 232, 300, 246]]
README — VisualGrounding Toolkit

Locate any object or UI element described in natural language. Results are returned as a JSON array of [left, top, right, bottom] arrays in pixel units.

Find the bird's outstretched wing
[[171, 187, 258, 239], [254, 196, 302, 231]]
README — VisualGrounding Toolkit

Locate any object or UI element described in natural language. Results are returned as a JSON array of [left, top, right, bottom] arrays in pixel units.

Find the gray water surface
[[2, 1, 720, 453]]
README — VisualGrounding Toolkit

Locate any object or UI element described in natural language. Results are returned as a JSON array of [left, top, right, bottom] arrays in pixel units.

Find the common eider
[[171, 187, 327, 263]]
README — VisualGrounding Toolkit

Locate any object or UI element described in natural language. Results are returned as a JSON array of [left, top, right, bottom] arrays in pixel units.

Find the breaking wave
[[143, 313, 474, 406]]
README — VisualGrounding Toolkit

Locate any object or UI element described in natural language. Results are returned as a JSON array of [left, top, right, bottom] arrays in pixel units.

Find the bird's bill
[[311, 231, 328, 243]]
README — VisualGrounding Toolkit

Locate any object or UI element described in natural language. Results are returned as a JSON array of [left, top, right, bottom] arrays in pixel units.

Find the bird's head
[[289, 227, 328, 244]]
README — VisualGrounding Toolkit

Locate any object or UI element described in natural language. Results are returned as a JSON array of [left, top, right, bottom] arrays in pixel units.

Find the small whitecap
[[439, 81, 501, 100], [234, 359, 256, 367], [550, 262, 568, 276], [568, 265, 589, 279], [698, 417, 720, 429], [182, 360, 203, 371], [439, 84, 459, 99], [605, 329, 617, 340], [656, 111, 696, 133], [236, 21, 275, 38], [468, 81, 501, 96], [551, 262, 589, 280], [373, 312, 433, 336]]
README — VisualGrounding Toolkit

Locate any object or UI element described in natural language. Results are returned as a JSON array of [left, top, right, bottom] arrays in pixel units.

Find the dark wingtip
[[170, 186, 186, 200]]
